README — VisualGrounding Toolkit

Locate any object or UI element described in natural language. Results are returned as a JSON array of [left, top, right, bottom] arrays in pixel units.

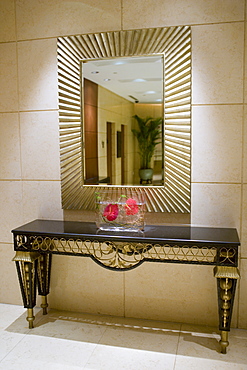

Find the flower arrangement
[[95, 191, 145, 232]]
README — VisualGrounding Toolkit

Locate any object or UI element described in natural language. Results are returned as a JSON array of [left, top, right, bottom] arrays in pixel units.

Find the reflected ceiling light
[[91, 71, 99, 74], [104, 78, 111, 81], [134, 78, 146, 82], [145, 91, 156, 94]]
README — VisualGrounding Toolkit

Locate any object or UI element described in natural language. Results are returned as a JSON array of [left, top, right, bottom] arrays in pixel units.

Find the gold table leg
[[214, 266, 240, 354], [40, 295, 48, 315], [37, 254, 51, 315], [13, 251, 40, 329], [220, 331, 229, 354], [26, 308, 35, 329]]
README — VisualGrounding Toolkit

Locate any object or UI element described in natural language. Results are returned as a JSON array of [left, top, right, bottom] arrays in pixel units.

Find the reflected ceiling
[[83, 56, 163, 103]]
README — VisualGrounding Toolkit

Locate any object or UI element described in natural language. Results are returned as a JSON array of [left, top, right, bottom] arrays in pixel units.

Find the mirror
[[82, 55, 164, 186], [57, 26, 191, 213]]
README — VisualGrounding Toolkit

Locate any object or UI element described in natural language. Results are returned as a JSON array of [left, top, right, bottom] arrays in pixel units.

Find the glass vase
[[95, 189, 145, 232]]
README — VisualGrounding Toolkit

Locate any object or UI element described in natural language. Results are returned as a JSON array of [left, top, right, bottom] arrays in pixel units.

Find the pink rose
[[125, 198, 139, 215], [103, 203, 119, 221]]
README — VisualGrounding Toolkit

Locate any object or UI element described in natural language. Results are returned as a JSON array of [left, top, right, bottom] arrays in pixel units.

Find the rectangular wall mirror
[[57, 26, 191, 213], [82, 55, 164, 186]]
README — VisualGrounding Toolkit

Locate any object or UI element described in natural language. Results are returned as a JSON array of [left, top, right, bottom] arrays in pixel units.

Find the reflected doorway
[[121, 124, 125, 185], [107, 122, 112, 185]]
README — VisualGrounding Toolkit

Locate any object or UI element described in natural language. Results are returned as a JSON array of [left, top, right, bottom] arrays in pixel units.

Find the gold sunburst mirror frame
[[57, 26, 191, 212]]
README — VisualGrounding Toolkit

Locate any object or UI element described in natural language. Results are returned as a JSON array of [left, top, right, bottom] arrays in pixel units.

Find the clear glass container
[[95, 189, 146, 232]]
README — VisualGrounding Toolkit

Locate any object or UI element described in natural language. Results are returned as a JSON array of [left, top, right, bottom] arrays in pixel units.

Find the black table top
[[12, 219, 240, 246]]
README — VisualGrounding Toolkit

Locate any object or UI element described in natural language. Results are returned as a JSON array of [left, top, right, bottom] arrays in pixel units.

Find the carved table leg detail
[[37, 254, 52, 315], [12, 251, 41, 329], [214, 266, 240, 354]]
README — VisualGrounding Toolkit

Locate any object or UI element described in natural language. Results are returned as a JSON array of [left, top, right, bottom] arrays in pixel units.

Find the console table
[[12, 219, 240, 354]]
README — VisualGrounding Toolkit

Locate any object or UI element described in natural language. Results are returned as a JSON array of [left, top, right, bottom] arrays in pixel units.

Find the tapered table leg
[[37, 254, 52, 315], [12, 251, 40, 328], [214, 266, 240, 354]]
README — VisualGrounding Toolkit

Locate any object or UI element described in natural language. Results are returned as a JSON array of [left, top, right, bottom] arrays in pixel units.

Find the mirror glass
[[82, 55, 164, 186]]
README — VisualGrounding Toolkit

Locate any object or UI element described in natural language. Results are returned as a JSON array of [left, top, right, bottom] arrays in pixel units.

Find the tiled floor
[[0, 304, 247, 369]]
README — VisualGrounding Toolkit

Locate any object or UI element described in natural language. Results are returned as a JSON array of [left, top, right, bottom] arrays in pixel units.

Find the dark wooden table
[[12, 219, 240, 353]]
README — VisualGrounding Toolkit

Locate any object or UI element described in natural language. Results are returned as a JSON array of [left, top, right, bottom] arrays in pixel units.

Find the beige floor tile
[[0, 334, 96, 370], [174, 356, 247, 370], [109, 315, 181, 332], [176, 323, 247, 368], [1, 304, 247, 369], [0, 304, 26, 330], [97, 328, 177, 354], [27, 309, 110, 343], [0, 331, 27, 363], [85, 344, 176, 370]]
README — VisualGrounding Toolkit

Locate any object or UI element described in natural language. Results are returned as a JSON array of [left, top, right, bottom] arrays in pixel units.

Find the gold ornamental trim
[[57, 26, 191, 213], [12, 251, 41, 263], [15, 235, 220, 270], [214, 266, 240, 279]]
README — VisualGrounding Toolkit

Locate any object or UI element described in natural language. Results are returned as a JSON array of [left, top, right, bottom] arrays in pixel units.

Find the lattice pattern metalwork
[[13, 234, 237, 270]]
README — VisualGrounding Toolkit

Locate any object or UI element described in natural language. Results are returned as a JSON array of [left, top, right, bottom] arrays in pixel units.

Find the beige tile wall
[[0, 0, 246, 329]]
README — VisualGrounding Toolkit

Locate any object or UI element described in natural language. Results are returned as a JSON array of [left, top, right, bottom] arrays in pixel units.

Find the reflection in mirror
[[82, 56, 164, 186], [57, 26, 191, 213]]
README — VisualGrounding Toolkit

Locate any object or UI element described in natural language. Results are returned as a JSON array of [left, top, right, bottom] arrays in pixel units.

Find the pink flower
[[103, 203, 119, 221], [125, 198, 139, 215]]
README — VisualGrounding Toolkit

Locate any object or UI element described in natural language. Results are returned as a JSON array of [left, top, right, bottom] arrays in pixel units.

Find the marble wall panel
[[0, 243, 23, 305], [16, 0, 121, 40], [17, 38, 58, 111], [0, 181, 23, 244], [122, 0, 244, 29], [20, 111, 60, 181], [124, 263, 238, 327], [241, 185, 247, 258], [22, 181, 63, 224], [0, 43, 18, 112], [192, 23, 244, 105], [49, 256, 125, 316], [0, 113, 21, 180], [191, 184, 241, 230], [0, 0, 16, 42], [192, 105, 243, 183], [238, 258, 247, 328]]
